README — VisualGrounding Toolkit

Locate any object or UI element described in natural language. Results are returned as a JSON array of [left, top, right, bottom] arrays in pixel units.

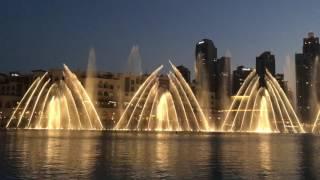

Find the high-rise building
[[232, 66, 253, 95], [195, 39, 218, 92], [303, 32, 320, 54], [176, 65, 191, 83], [216, 56, 231, 106], [195, 39, 231, 126], [256, 51, 275, 87], [232, 65, 288, 95], [195, 39, 231, 100], [296, 32, 320, 124], [275, 73, 289, 95]]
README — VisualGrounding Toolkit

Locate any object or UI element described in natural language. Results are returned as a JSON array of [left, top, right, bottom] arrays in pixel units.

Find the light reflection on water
[[0, 130, 319, 179]]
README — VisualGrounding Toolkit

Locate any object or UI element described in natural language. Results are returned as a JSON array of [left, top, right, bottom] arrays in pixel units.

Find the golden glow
[[114, 62, 211, 132], [27, 79, 51, 128], [312, 111, 320, 132], [136, 84, 157, 129], [47, 96, 61, 129], [220, 109, 262, 112], [258, 137, 271, 171], [169, 72, 200, 130], [221, 70, 257, 130], [7, 65, 104, 130], [255, 96, 273, 133], [156, 92, 169, 130], [170, 61, 209, 130], [221, 70, 304, 133], [17, 73, 48, 127], [266, 71, 304, 133], [231, 95, 250, 100], [168, 75, 190, 130], [6, 76, 42, 128], [115, 65, 163, 129]]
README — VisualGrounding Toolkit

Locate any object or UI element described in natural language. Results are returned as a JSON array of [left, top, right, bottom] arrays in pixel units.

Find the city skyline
[[2, 0, 320, 75], [2, 1, 320, 179]]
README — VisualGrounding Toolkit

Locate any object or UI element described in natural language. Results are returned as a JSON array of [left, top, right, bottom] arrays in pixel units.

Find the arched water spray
[[6, 65, 104, 130], [311, 56, 320, 133], [221, 69, 304, 133], [114, 61, 211, 131]]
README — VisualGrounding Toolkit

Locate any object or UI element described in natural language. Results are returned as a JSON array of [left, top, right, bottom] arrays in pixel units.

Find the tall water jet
[[284, 55, 297, 108], [221, 69, 304, 133], [85, 48, 97, 102], [6, 65, 104, 130], [126, 45, 143, 75], [194, 39, 231, 127], [195, 52, 211, 121], [114, 61, 211, 131], [255, 95, 272, 133]]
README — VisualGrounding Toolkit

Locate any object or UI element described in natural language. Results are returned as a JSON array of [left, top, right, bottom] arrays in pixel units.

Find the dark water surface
[[0, 130, 319, 179]]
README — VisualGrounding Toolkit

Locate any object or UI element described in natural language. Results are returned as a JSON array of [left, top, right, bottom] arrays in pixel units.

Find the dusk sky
[[1, 0, 320, 76]]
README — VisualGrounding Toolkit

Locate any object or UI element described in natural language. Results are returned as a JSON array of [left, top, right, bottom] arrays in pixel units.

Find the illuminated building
[[296, 32, 320, 124]]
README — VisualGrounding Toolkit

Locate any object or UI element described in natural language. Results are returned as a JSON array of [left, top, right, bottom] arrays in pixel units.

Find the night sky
[[1, 0, 320, 77]]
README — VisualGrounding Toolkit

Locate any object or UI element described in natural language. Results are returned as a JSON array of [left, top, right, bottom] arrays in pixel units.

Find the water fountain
[[310, 57, 320, 133], [221, 69, 305, 133], [283, 55, 297, 108], [114, 61, 211, 131], [85, 47, 97, 102], [126, 45, 143, 75], [6, 65, 104, 130]]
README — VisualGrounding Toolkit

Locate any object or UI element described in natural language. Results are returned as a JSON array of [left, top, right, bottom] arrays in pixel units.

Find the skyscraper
[[176, 65, 191, 83], [195, 39, 231, 100], [217, 56, 231, 107], [232, 66, 253, 95], [195, 39, 231, 126], [296, 32, 320, 124], [256, 51, 275, 87], [195, 39, 217, 92]]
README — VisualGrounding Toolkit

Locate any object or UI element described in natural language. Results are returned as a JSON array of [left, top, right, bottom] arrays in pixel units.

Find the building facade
[[256, 51, 275, 87], [232, 66, 253, 95], [296, 32, 320, 124], [195, 39, 218, 92], [0, 72, 34, 126], [176, 65, 191, 83], [195, 39, 231, 126]]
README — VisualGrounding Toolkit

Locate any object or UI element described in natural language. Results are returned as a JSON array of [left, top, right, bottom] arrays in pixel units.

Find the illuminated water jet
[[85, 47, 97, 102], [221, 70, 304, 133], [311, 57, 320, 133], [114, 61, 211, 131], [127, 45, 143, 75], [255, 96, 272, 133], [6, 65, 103, 130]]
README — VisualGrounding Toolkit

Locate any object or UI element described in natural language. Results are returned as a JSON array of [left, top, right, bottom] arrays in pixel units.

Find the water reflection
[[299, 134, 319, 179], [258, 136, 271, 175], [92, 133, 215, 179], [209, 135, 223, 179], [1, 130, 102, 179], [0, 131, 319, 179]]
